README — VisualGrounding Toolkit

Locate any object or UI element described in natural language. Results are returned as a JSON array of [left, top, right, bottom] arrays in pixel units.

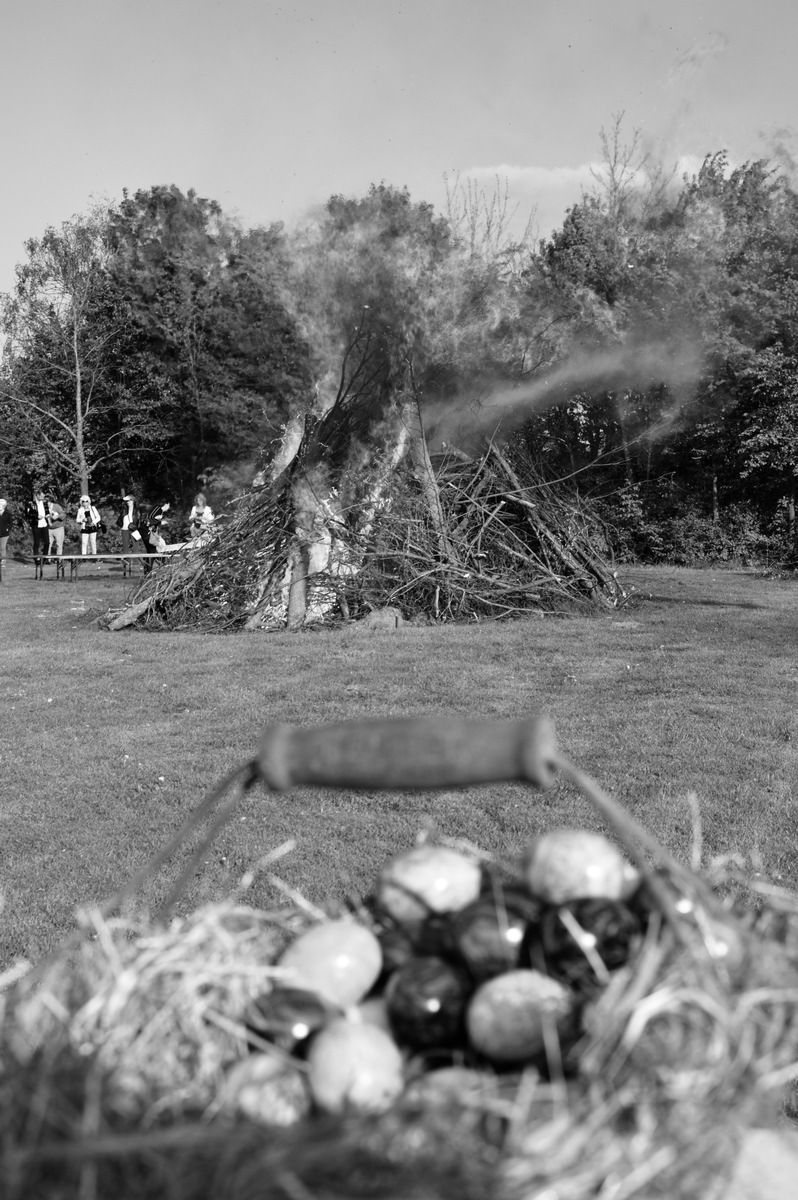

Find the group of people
[[0, 489, 216, 572]]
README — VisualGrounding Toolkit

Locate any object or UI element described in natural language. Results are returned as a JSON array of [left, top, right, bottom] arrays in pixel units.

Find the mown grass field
[[1, 558, 796, 970]]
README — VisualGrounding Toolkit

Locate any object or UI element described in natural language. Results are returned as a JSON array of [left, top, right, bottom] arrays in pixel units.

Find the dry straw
[[1, 717, 797, 1200]]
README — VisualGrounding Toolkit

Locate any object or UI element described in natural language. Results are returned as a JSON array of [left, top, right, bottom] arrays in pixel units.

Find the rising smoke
[[424, 333, 706, 454]]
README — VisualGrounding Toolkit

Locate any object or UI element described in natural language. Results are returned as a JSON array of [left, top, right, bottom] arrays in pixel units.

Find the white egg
[[307, 1018, 405, 1114], [523, 829, 627, 903], [278, 919, 382, 1008], [376, 844, 482, 929]]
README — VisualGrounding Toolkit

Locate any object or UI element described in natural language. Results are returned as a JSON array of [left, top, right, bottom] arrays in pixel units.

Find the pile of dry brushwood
[[357, 442, 623, 623], [108, 437, 624, 633]]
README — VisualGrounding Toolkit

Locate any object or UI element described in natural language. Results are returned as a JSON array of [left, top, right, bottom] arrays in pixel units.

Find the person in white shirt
[[189, 492, 215, 541], [76, 495, 102, 555]]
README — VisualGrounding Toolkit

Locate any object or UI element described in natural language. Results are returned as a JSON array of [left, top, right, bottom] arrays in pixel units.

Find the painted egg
[[377, 923, 418, 974], [376, 845, 482, 930], [307, 1017, 404, 1114], [449, 886, 543, 982], [246, 986, 339, 1049], [522, 829, 628, 904], [466, 968, 574, 1065], [278, 920, 382, 1008], [524, 897, 642, 991], [377, 911, 454, 979], [385, 955, 472, 1050], [222, 1052, 311, 1126], [627, 868, 689, 925]]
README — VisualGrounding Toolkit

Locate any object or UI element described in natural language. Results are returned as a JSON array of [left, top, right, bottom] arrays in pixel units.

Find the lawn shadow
[[643, 594, 766, 610]]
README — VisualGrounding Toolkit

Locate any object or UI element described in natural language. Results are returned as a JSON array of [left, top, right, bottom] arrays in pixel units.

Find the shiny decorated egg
[[524, 897, 642, 991], [626, 868, 689, 926], [306, 1017, 404, 1114], [222, 1052, 311, 1126], [449, 886, 543, 982], [376, 845, 482, 930], [385, 955, 473, 1050], [466, 968, 574, 1065], [522, 829, 627, 904], [278, 920, 382, 1008], [246, 986, 339, 1049], [376, 911, 455, 980], [629, 871, 749, 978]]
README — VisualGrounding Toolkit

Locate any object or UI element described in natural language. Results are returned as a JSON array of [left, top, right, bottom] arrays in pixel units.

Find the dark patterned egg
[[524, 897, 642, 991], [449, 886, 543, 982], [377, 912, 452, 977], [246, 986, 339, 1050], [385, 955, 473, 1050]]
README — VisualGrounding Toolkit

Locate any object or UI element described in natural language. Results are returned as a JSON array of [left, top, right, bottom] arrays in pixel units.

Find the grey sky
[[1, 0, 796, 293]]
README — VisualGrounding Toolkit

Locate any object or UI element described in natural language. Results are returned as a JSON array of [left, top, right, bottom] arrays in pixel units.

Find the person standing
[[26, 490, 49, 570], [142, 501, 171, 573], [0, 499, 12, 573], [46, 497, 66, 559], [76, 494, 102, 556], [117, 494, 143, 554], [189, 491, 215, 541]]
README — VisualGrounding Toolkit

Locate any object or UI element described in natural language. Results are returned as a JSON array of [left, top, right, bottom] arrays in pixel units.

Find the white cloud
[[457, 155, 710, 240], [462, 162, 601, 189]]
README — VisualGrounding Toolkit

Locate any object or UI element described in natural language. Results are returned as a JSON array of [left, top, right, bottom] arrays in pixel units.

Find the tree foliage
[[1, 129, 798, 567]]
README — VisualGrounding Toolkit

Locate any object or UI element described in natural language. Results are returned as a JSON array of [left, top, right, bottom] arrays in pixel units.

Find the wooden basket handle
[[257, 715, 558, 792]]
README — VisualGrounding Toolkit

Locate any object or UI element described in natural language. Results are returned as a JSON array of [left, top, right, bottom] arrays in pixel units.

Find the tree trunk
[[401, 391, 458, 562], [286, 542, 309, 630], [712, 472, 719, 523], [73, 323, 90, 494], [269, 412, 307, 482], [788, 481, 796, 553], [615, 393, 634, 485]]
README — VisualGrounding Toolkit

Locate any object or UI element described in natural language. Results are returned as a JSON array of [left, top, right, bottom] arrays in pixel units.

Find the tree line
[[2, 121, 797, 565]]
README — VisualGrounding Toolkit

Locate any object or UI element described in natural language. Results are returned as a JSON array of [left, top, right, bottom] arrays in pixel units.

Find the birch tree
[[1, 210, 123, 496]]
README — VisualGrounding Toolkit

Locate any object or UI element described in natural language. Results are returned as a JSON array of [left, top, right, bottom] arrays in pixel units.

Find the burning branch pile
[[349, 441, 624, 622], [110, 434, 623, 632]]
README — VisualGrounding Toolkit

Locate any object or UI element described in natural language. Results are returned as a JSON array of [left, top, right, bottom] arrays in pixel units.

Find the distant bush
[[599, 486, 788, 567]]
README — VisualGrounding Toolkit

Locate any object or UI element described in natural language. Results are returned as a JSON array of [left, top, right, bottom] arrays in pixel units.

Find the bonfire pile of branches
[[350, 441, 624, 621], [112, 436, 624, 632], [109, 482, 295, 631]]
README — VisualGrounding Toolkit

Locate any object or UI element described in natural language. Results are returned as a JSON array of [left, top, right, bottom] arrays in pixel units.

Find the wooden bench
[[33, 553, 172, 581]]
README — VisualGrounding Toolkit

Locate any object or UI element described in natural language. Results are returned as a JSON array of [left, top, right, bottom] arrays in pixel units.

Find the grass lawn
[[1, 557, 796, 970]]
